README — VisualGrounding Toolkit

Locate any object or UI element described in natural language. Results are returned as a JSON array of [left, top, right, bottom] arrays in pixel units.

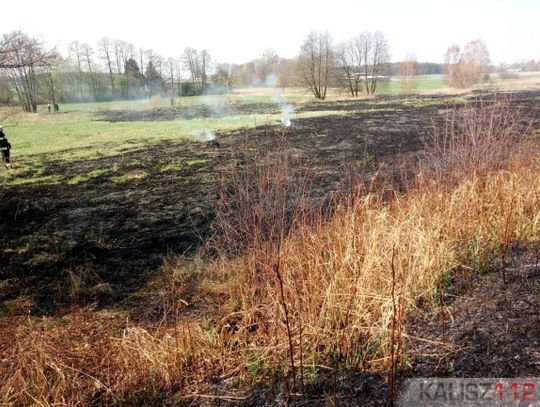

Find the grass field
[[379, 74, 445, 94], [2, 72, 539, 188]]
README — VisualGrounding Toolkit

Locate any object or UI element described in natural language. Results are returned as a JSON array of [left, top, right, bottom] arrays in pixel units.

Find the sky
[[3, 0, 539, 65]]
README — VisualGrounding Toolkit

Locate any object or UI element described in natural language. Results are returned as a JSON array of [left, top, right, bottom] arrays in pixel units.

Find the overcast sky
[[3, 0, 539, 65]]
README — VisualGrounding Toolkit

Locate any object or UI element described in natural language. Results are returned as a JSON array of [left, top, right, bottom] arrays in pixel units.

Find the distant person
[[54, 103, 59, 113], [170, 97, 175, 107], [0, 125, 12, 169], [47, 103, 51, 113]]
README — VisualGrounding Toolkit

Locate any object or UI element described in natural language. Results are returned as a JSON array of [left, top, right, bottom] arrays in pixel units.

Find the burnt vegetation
[[1, 90, 540, 405]]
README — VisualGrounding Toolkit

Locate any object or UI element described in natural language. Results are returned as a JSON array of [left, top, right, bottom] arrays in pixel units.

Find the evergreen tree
[[123, 58, 144, 98], [145, 61, 161, 97]]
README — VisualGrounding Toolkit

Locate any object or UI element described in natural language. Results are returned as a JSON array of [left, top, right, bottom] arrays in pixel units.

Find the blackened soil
[[97, 102, 281, 122], [187, 372, 389, 406], [408, 248, 540, 378]]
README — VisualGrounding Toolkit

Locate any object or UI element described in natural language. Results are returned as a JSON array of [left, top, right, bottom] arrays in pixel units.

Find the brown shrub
[[421, 95, 534, 184]]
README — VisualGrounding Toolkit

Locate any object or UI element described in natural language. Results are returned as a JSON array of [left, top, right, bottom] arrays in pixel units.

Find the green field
[[0, 91, 354, 186], [379, 74, 445, 94]]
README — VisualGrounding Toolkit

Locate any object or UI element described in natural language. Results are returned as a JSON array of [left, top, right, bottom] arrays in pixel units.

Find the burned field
[[0, 95, 459, 313], [1, 91, 540, 310], [96, 102, 283, 122], [1, 91, 540, 405]]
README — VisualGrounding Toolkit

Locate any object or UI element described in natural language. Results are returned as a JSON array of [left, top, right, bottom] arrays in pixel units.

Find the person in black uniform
[[0, 125, 12, 169]]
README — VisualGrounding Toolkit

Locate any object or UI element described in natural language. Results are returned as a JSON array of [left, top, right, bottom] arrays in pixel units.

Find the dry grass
[[2, 99, 540, 405]]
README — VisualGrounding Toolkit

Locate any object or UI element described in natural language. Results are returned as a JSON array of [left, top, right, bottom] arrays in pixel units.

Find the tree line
[[0, 32, 227, 108], [0, 29, 512, 108]]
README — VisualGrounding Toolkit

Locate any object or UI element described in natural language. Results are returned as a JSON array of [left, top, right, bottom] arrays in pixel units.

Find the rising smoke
[[178, 73, 294, 142], [192, 129, 216, 142], [268, 74, 294, 127]]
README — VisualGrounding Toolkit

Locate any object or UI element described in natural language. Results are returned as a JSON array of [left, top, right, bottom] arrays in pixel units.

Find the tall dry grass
[[2, 98, 539, 405]]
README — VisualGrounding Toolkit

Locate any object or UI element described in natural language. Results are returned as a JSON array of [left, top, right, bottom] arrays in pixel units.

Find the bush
[[421, 95, 533, 184]]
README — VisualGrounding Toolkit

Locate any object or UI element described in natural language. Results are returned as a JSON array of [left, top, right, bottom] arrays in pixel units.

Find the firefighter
[[0, 125, 12, 169]]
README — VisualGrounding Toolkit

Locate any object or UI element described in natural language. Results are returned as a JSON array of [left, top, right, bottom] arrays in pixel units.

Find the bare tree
[[230, 61, 257, 86], [462, 39, 490, 84], [43, 50, 63, 105], [0, 31, 40, 69], [256, 48, 280, 84], [182, 47, 200, 93], [1, 32, 48, 112], [334, 31, 389, 96], [138, 48, 145, 78], [297, 31, 333, 100], [165, 57, 178, 95], [276, 58, 297, 88], [98, 37, 115, 96], [113, 40, 124, 74], [367, 31, 390, 94], [201, 50, 210, 88], [444, 40, 490, 88], [80, 43, 103, 98], [399, 52, 419, 95], [182, 48, 211, 95], [443, 45, 462, 87], [335, 38, 363, 96], [68, 41, 85, 99], [112, 39, 133, 75]]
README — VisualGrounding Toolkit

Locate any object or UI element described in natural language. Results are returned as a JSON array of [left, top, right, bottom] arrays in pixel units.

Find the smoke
[[199, 95, 238, 118], [271, 86, 294, 127], [192, 95, 241, 142], [280, 104, 293, 127], [264, 73, 278, 88], [178, 95, 234, 142], [176, 115, 217, 143], [192, 129, 216, 142]]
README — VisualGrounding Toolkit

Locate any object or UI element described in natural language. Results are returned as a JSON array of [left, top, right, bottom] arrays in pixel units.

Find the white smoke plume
[[272, 87, 294, 127], [192, 129, 215, 142]]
